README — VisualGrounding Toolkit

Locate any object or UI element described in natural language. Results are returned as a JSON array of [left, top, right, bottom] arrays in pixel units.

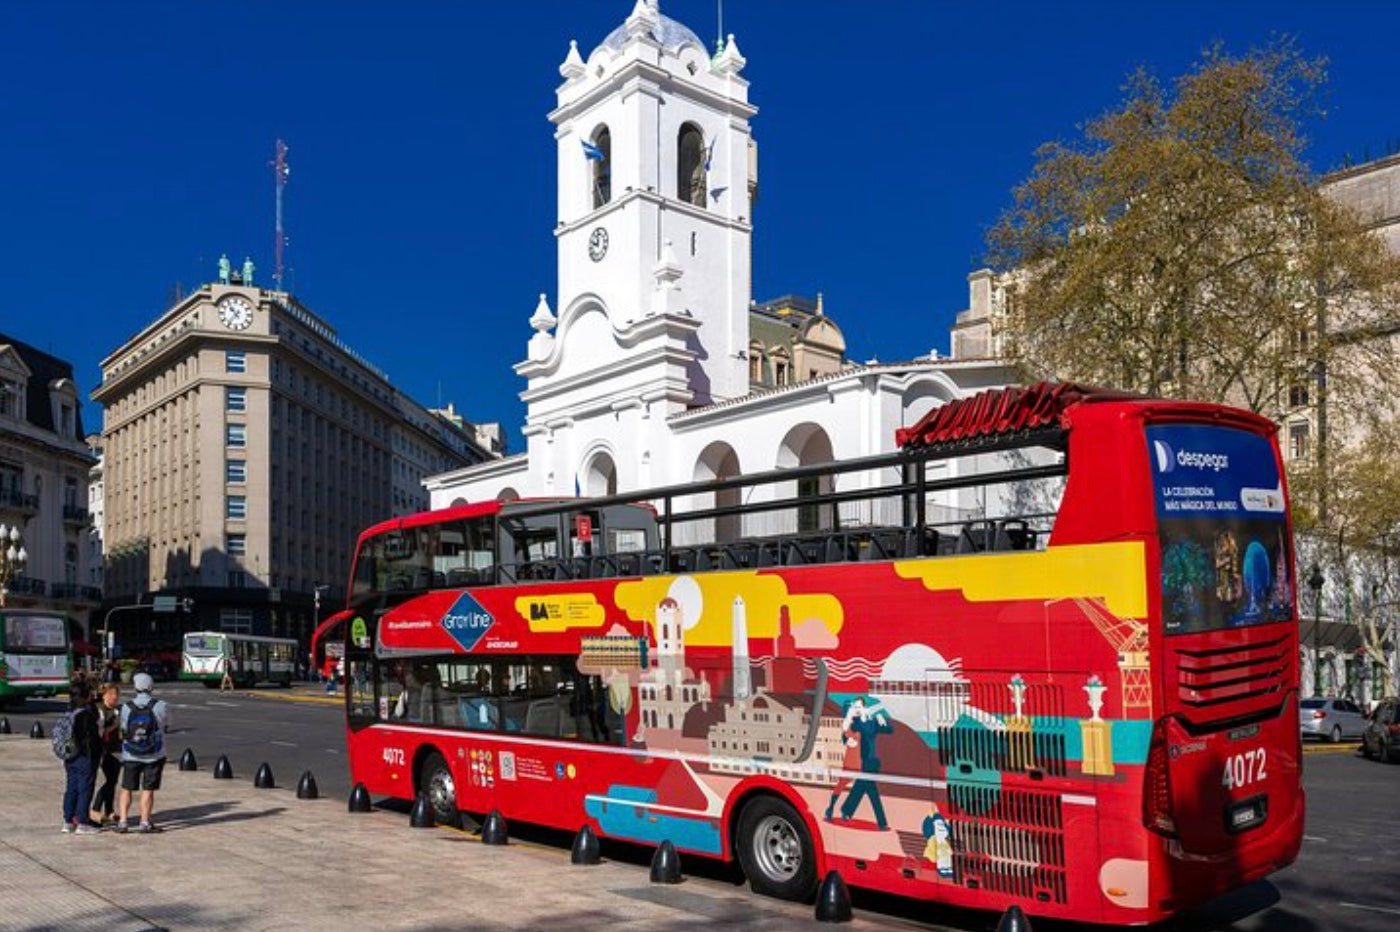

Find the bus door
[[932, 667, 1074, 909]]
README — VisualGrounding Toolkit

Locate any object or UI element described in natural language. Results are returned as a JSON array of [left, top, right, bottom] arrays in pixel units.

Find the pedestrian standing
[[89, 682, 123, 825], [60, 680, 103, 835], [116, 672, 171, 834]]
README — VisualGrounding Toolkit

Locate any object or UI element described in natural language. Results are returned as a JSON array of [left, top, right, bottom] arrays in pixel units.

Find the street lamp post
[[1308, 564, 1325, 697], [0, 523, 29, 609], [312, 584, 330, 679]]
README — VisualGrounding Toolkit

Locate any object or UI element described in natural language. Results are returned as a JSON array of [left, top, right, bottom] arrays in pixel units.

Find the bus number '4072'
[[1221, 749, 1266, 790], [382, 747, 405, 767]]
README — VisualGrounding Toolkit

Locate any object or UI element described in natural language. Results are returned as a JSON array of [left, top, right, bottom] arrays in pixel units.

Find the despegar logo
[[1176, 449, 1229, 472]]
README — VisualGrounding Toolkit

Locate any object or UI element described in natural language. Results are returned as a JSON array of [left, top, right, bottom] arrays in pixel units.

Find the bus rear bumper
[[1157, 787, 1304, 917]]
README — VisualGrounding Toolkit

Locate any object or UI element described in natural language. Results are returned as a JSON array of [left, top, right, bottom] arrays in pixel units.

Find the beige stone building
[[746, 295, 847, 390], [0, 335, 101, 631], [91, 281, 493, 656]]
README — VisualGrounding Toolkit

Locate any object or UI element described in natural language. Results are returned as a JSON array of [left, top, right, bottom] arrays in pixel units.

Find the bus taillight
[[1143, 718, 1177, 838]]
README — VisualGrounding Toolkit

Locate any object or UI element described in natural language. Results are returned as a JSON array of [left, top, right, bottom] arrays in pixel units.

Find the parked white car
[[1299, 697, 1367, 743]]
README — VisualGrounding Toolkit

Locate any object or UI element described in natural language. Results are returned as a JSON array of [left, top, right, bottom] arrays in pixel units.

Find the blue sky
[[3, 1, 1397, 445]]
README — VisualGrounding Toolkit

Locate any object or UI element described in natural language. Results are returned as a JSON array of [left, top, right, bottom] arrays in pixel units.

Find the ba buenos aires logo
[[440, 592, 495, 651]]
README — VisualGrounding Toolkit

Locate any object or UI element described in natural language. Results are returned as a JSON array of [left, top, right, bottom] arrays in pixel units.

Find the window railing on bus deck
[[489, 436, 1067, 585]]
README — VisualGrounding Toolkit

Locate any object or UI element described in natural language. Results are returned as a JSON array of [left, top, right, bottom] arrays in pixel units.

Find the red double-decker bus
[[337, 383, 1302, 925]]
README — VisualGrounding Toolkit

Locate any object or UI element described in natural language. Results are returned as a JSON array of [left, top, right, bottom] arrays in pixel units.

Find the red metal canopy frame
[[895, 381, 1138, 450]]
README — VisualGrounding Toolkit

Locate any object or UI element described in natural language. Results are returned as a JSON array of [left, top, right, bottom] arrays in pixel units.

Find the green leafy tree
[[986, 40, 1400, 693], [985, 40, 1400, 426]]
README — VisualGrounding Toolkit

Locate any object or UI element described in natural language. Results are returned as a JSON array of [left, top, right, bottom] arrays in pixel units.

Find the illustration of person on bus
[[824, 696, 893, 830]]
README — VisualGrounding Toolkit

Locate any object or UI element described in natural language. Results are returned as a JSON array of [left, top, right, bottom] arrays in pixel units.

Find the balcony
[[49, 582, 101, 603], [63, 504, 90, 526], [5, 576, 48, 597], [0, 488, 39, 516]]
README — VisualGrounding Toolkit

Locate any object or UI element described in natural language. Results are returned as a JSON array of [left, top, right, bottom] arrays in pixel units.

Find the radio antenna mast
[[271, 139, 290, 291]]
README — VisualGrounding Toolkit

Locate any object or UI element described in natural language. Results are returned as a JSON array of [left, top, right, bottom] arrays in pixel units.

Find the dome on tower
[[596, 4, 706, 58]]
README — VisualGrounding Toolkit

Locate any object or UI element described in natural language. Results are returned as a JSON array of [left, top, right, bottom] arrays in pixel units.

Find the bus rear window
[[1148, 424, 1293, 635], [3, 614, 67, 651]]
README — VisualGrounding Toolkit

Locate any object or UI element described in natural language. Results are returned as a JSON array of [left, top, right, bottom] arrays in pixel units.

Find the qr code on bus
[[500, 751, 517, 782]]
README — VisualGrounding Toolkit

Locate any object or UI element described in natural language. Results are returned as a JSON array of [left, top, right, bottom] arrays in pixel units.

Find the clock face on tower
[[217, 294, 255, 331], [588, 226, 609, 262]]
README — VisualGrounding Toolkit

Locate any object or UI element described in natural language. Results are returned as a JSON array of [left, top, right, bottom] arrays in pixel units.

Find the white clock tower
[[515, 1, 757, 495]]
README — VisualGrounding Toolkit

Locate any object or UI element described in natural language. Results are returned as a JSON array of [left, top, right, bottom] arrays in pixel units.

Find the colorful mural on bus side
[[497, 541, 1155, 911]]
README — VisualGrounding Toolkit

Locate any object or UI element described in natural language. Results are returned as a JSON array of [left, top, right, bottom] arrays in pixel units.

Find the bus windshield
[[184, 633, 225, 655], [3, 613, 68, 653], [352, 517, 496, 607]]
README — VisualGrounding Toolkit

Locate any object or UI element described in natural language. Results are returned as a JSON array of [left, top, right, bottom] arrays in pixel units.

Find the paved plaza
[[0, 734, 919, 932]]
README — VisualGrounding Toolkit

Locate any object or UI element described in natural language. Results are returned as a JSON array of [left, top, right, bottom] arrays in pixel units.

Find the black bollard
[[570, 823, 601, 865], [649, 839, 682, 884], [296, 770, 319, 800], [29, 721, 44, 739], [213, 755, 233, 780], [815, 869, 853, 923], [254, 762, 275, 789], [179, 748, 198, 771], [481, 808, 508, 845], [995, 905, 1033, 932], [410, 792, 436, 828], [348, 782, 372, 813], [0, 716, 10, 734]]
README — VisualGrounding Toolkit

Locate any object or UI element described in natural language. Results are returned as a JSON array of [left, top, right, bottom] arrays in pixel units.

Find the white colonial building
[[427, 1, 1014, 513]]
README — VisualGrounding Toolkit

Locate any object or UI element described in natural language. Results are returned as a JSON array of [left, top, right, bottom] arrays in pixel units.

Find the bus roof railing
[[498, 428, 1068, 526]]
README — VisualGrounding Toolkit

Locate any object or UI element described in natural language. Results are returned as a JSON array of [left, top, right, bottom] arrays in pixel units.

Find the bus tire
[[735, 795, 818, 902], [419, 751, 460, 828]]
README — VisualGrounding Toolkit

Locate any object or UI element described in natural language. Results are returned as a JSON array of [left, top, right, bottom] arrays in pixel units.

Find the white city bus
[[0, 610, 71, 707], [180, 631, 297, 688]]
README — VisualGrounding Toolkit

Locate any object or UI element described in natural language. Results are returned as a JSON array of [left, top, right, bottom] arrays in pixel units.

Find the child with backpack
[[116, 672, 171, 834], [56, 679, 103, 834]]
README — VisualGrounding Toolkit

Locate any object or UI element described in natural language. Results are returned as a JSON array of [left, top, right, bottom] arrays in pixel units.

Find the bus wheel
[[419, 752, 460, 828], [736, 796, 818, 902]]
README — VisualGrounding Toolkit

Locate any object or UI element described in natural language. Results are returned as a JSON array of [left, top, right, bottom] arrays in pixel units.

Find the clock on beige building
[[217, 294, 255, 330]]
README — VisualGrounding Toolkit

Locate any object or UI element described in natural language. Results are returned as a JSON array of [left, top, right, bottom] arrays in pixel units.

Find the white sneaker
[[74, 823, 101, 835], [60, 823, 75, 834]]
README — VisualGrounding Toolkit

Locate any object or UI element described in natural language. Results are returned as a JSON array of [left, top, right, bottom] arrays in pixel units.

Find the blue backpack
[[122, 701, 163, 756]]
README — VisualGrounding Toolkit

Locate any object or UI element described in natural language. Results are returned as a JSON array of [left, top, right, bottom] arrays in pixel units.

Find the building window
[[678, 122, 706, 207], [226, 495, 247, 520], [219, 607, 252, 632], [227, 533, 247, 557], [226, 460, 247, 483], [773, 357, 789, 387], [1289, 382, 1309, 408], [227, 387, 247, 412], [1289, 423, 1310, 460], [226, 351, 247, 373], [589, 126, 612, 209], [226, 424, 246, 447]]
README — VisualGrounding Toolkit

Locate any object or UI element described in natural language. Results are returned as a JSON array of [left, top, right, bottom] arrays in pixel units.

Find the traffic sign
[[153, 596, 177, 613]]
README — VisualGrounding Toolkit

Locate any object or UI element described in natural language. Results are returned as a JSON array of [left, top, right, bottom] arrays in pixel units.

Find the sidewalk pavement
[[0, 736, 914, 932]]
